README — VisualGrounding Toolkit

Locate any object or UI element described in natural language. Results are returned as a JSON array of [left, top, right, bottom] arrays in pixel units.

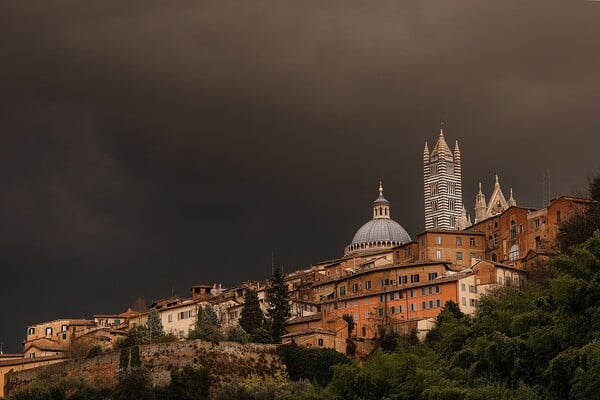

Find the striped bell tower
[[423, 127, 464, 230]]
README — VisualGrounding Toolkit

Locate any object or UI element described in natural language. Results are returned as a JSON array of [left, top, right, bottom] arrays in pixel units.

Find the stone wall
[[5, 340, 282, 397]]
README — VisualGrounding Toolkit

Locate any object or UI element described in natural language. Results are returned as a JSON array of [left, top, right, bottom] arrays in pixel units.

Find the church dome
[[345, 183, 412, 255], [350, 219, 411, 246]]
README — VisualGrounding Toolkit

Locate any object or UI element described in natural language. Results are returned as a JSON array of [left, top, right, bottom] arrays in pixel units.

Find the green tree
[[267, 267, 291, 343], [188, 304, 222, 344], [239, 289, 264, 337], [226, 325, 250, 343], [342, 314, 356, 356], [148, 309, 164, 340], [558, 173, 600, 252], [277, 343, 351, 387]]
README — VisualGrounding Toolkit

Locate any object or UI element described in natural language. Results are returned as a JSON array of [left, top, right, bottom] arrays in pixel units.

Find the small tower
[[474, 182, 487, 223], [373, 181, 391, 219], [509, 188, 517, 207], [423, 127, 464, 230]]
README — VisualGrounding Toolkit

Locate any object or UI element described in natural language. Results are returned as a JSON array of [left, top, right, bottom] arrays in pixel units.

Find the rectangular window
[[421, 301, 427, 310], [535, 219, 541, 228], [435, 236, 442, 245], [168, 314, 173, 323], [436, 299, 442, 307], [27, 327, 35, 335], [407, 289, 416, 298], [470, 299, 478, 307], [61, 325, 68, 332], [469, 238, 476, 246], [461, 283, 466, 291], [365, 281, 371, 290], [339, 286, 346, 296], [461, 297, 466, 305], [318, 339, 324, 346], [435, 285, 441, 293], [456, 237, 462, 246], [421, 288, 426, 296], [448, 182, 456, 195], [379, 294, 385, 302], [430, 182, 437, 195], [469, 285, 477, 293], [410, 303, 416, 312], [428, 272, 438, 280], [436, 250, 442, 259], [399, 275, 407, 284], [429, 300, 435, 308], [433, 217, 439, 228], [62, 333, 67, 340], [449, 199, 456, 211], [456, 251, 463, 260], [381, 278, 390, 286], [410, 274, 420, 283], [45, 327, 52, 336]]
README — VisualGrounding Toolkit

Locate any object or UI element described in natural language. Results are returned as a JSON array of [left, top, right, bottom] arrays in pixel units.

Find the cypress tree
[[268, 267, 291, 343], [239, 289, 264, 336]]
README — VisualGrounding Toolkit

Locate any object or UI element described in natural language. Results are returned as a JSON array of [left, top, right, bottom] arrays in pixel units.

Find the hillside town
[[0, 130, 589, 397]]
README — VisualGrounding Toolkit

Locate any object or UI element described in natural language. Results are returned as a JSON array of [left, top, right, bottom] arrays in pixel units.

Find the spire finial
[[440, 120, 444, 136], [478, 182, 482, 192], [495, 174, 499, 185], [378, 181, 383, 195]]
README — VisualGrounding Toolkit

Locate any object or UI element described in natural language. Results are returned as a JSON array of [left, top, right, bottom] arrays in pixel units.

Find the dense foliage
[[558, 174, 600, 252], [277, 343, 351, 387], [188, 304, 222, 344]]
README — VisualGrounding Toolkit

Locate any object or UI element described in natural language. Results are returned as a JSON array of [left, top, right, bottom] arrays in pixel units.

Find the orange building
[[416, 230, 485, 267], [468, 196, 589, 266]]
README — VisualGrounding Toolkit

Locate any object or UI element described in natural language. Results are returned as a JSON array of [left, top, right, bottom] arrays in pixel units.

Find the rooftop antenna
[[0, 342, 3, 355], [171, 284, 175, 297]]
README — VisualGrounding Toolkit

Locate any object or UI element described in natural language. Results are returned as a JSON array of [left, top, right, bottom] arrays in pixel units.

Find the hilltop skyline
[[2, 0, 600, 352]]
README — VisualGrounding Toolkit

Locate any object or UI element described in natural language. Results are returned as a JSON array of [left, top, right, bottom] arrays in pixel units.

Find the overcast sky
[[1, 0, 599, 352]]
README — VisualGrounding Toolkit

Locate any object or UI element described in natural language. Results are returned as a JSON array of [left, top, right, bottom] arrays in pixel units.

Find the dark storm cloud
[[1, 0, 600, 351]]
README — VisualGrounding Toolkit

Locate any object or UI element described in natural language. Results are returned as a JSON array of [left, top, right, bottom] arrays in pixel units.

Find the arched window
[[509, 244, 520, 261], [510, 220, 517, 239]]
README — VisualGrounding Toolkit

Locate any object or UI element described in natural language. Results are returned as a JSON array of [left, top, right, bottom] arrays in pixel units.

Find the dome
[[350, 219, 411, 247], [344, 183, 412, 255]]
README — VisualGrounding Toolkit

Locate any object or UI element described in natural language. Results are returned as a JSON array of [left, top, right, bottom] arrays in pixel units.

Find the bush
[[277, 343, 351, 387]]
